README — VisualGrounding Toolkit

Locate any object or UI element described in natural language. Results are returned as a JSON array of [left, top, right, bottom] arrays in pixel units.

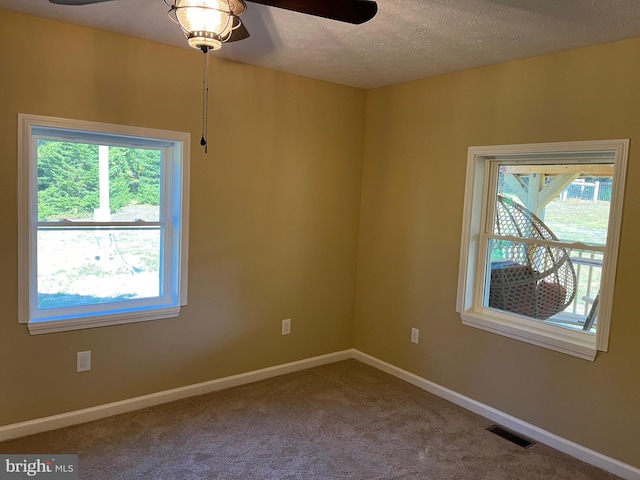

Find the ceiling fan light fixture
[[172, 0, 235, 50]]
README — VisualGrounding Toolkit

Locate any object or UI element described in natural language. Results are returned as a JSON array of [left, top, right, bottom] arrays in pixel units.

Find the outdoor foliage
[[109, 146, 161, 209], [37, 140, 161, 221]]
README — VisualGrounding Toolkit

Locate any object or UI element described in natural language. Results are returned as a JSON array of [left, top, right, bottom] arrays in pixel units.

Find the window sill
[[27, 307, 181, 335], [460, 309, 597, 361]]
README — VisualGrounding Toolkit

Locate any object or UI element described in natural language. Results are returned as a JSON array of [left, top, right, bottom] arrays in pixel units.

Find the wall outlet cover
[[77, 351, 91, 372], [411, 328, 419, 344]]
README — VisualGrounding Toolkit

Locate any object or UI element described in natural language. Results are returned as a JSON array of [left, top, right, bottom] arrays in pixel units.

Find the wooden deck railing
[[549, 247, 602, 332]]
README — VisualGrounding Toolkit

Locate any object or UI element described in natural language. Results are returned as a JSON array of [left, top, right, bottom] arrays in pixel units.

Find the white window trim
[[456, 140, 628, 361], [18, 114, 190, 335]]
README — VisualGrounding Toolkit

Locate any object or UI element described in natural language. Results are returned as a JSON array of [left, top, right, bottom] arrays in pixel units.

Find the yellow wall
[[356, 39, 640, 467], [0, 11, 365, 423], [2, 7, 640, 471]]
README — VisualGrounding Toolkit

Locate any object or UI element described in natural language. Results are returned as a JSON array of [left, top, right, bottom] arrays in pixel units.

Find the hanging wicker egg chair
[[488, 195, 577, 320]]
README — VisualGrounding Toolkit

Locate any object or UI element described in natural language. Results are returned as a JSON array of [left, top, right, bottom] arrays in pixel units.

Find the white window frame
[[18, 114, 190, 335], [456, 140, 628, 361]]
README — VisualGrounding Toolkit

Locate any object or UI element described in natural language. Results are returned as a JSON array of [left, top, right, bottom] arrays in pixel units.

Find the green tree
[[37, 140, 99, 220], [109, 147, 161, 209]]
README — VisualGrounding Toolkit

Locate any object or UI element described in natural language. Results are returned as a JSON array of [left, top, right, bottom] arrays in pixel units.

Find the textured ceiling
[[1, 0, 640, 88]]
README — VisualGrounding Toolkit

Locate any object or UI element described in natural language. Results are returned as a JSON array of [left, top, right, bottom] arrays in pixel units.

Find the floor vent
[[486, 425, 536, 449]]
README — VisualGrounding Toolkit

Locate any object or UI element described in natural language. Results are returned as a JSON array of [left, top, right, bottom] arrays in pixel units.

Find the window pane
[[495, 164, 612, 246], [37, 141, 161, 222], [485, 238, 600, 332], [108, 147, 161, 222], [37, 228, 161, 309]]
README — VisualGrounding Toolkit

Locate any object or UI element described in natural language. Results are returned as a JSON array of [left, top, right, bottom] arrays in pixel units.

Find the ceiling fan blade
[[226, 23, 251, 43], [247, 0, 377, 25], [49, 0, 115, 4]]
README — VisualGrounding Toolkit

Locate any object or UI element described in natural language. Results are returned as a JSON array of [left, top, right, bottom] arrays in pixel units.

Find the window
[[456, 140, 628, 360], [18, 114, 190, 334]]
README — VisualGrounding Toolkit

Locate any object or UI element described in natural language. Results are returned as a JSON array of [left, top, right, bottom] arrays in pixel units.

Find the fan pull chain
[[200, 46, 210, 154]]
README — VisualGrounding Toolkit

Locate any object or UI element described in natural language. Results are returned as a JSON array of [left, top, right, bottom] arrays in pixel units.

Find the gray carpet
[[0, 360, 619, 479]]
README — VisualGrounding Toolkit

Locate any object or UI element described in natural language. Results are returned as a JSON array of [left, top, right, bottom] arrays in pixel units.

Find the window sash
[[31, 134, 170, 224], [31, 224, 170, 321]]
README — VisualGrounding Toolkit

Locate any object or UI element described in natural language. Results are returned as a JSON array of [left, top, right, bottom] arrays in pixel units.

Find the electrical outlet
[[77, 351, 91, 372], [282, 318, 291, 336], [411, 328, 419, 344]]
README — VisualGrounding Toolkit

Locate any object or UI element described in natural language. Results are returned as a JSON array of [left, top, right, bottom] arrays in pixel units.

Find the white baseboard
[[0, 349, 353, 443], [1, 348, 638, 479], [352, 350, 640, 480]]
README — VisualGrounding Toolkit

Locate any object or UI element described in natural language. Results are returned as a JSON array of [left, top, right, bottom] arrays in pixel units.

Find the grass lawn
[[543, 199, 610, 245]]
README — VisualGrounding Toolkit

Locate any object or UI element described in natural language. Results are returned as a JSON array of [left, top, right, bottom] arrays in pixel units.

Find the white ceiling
[[1, 0, 640, 89]]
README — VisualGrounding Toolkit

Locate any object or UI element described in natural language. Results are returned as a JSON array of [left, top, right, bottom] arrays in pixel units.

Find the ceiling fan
[[48, 0, 377, 152], [49, 0, 378, 51]]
